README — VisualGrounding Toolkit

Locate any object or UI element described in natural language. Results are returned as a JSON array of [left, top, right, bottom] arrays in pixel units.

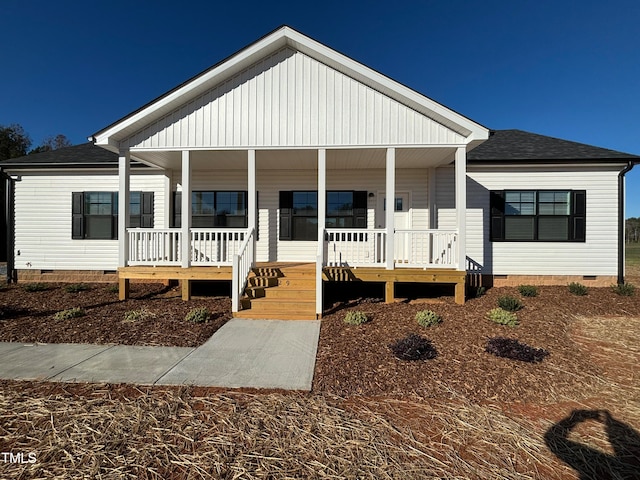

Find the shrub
[[106, 284, 119, 293], [497, 295, 523, 312], [343, 311, 370, 325], [472, 286, 486, 298], [65, 283, 90, 293], [611, 282, 635, 296], [185, 307, 211, 324], [568, 282, 588, 296], [389, 334, 437, 361], [23, 282, 48, 292], [518, 285, 538, 297], [53, 307, 85, 321], [486, 337, 549, 363], [123, 308, 155, 323], [415, 309, 442, 328], [487, 308, 519, 327]]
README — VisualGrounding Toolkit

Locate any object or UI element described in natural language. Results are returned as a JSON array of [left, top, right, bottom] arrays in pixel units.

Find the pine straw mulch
[[0, 283, 231, 347]]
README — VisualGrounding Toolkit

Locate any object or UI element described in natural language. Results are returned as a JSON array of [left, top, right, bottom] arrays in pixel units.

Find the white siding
[[436, 165, 620, 276], [14, 172, 166, 271], [123, 48, 464, 149]]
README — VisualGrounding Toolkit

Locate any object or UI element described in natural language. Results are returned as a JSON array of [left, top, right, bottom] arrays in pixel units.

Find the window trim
[[490, 189, 586, 242]]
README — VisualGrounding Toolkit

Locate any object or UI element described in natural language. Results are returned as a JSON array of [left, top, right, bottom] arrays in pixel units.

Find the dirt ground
[[0, 279, 639, 478]]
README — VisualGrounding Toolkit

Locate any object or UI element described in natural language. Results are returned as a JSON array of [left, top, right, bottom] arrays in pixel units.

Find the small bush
[[343, 311, 370, 325], [389, 334, 437, 361], [486, 337, 549, 363], [611, 282, 635, 296], [415, 309, 442, 328], [487, 308, 519, 327], [106, 284, 119, 293], [497, 295, 523, 312], [185, 307, 211, 324], [518, 285, 538, 297], [472, 286, 486, 298], [65, 283, 90, 293], [568, 282, 588, 296], [53, 307, 85, 321], [23, 282, 48, 292], [123, 308, 155, 323]]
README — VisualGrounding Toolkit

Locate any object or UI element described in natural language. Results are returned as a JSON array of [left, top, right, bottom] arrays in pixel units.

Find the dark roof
[[0, 143, 145, 169], [468, 129, 640, 162]]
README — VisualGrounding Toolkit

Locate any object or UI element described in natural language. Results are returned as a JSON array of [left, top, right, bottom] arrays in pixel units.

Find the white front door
[[378, 192, 410, 229]]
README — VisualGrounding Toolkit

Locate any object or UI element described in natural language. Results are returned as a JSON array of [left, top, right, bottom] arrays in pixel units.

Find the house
[[1, 26, 638, 320]]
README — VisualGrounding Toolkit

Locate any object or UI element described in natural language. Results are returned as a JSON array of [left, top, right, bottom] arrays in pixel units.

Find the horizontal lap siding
[[124, 48, 463, 149], [437, 165, 621, 275], [14, 172, 166, 271]]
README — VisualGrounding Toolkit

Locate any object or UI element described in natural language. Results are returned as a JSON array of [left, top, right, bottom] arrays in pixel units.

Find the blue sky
[[2, 0, 639, 215]]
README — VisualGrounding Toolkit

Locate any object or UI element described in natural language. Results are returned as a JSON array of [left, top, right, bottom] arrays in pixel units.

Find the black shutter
[[173, 192, 182, 228], [72, 192, 84, 239], [141, 192, 154, 228], [353, 191, 368, 228], [279, 191, 293, 240], [571, 190, 586, 242], [490, 191, 505, 241]]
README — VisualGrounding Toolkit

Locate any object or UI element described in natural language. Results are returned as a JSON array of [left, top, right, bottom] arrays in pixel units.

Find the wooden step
[[248, 276, 279, 287], [245, 286, 265, 298], [233, 311, 317, 320], [263, 288, 314, 299], [248, 298, 315, 312], [276, 277, 316, 288]]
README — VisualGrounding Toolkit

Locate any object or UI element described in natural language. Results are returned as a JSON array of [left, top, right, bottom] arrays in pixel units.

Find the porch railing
[[127, 228, 248, 266], [394, 229, 458, 268], [128, 229, 182, 265], [325, 229, 387, 267], [323, 228, 458, 268], [232, 227, 255, 312]]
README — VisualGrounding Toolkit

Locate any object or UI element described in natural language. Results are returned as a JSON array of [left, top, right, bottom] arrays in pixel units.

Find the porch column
[[247, 149, 256, 233], [455, 146, 466, 271], [118, 149, 131, 301], [118, 149, 130, 267], [316, 149, 326, 317], [385, 147, 395, 270], [181, 151, 192, 269], [428, 167, 437, 229]]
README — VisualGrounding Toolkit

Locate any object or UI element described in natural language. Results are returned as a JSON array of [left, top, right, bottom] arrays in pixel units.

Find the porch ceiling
[[130, 147, 458, 171]]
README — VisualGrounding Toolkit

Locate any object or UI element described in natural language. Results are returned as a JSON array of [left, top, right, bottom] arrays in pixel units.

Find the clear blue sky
[[2, 0, 639, 216]]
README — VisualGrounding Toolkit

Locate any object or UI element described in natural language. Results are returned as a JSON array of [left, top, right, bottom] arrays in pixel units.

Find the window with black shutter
[[490, 189, 586, 242], [71, 192, 153, 239], [172, 191, 248, 228]]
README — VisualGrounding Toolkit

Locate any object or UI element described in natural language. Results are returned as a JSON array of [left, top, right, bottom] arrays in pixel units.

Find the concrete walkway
[[0, 319, 321, 391]]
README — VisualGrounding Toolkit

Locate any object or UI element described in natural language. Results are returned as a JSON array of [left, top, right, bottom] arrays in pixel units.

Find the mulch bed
[[0, 283, 231, 347], [314, 284, 640, 404]]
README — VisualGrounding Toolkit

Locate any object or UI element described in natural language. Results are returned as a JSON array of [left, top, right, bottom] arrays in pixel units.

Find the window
[[490, 190, 585, 242], [72, 192, 153, 239], [173, 191, 247, 228], [279, 191, 367, 240]]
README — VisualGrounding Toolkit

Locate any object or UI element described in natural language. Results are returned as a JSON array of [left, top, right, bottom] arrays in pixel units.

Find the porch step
[[236, 263, 317, 320]]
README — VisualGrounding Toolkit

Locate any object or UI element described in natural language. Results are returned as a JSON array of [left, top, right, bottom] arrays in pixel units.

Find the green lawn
[[627, 242, 640, 266]]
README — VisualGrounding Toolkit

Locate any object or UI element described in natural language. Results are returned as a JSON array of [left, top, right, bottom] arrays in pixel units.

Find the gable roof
[[0, 143, 147, 169], [468, 130, 640, 163], [91, 25, 488, 151]]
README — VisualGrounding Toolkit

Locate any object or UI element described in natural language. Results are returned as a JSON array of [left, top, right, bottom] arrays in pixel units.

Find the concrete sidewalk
[[0, 319, 320, 391]]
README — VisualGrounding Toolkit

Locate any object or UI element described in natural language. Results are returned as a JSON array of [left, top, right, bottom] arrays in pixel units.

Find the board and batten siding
[[173, 167, 431, 262], [14, 172, 166, 271], [123, 48, 464, 150], [436, 165, 620, 276]]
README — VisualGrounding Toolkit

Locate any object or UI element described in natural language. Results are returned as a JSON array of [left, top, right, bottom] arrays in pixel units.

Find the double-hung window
[[172, 191, 248, 228], [72, 191, 154, 239], [490, 190, 585, 242], [279, 191, 367, 240]]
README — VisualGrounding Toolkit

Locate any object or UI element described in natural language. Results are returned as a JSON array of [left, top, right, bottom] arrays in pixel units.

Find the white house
[[1, 26, 638, 319]]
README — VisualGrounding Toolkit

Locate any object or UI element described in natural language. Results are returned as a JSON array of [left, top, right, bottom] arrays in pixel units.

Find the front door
[[379, 192, 410, 263]]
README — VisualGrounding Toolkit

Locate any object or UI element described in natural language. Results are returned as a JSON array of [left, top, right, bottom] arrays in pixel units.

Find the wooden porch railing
[[232, 227, 255, 313], [324, 229, 387, 267], [394, 229, 458, 268]]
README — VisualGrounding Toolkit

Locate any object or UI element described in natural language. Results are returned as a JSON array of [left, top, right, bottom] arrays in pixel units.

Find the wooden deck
[[323, 266, 466, 304]]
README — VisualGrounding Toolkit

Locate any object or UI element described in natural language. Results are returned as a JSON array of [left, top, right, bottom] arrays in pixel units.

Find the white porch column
[[428, 166, 437, 229], [385, 147, 395, 270], [247, 149, 256, 232], [181, 151, 192, 268], [118, 149, 130, 267], [455, 147, 466, 270], [316, 149, 326, 317]]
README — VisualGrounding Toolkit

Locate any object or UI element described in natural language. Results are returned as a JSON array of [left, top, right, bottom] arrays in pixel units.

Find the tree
[[29, 134, 73, 154], [0, 124, 31, 160]]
